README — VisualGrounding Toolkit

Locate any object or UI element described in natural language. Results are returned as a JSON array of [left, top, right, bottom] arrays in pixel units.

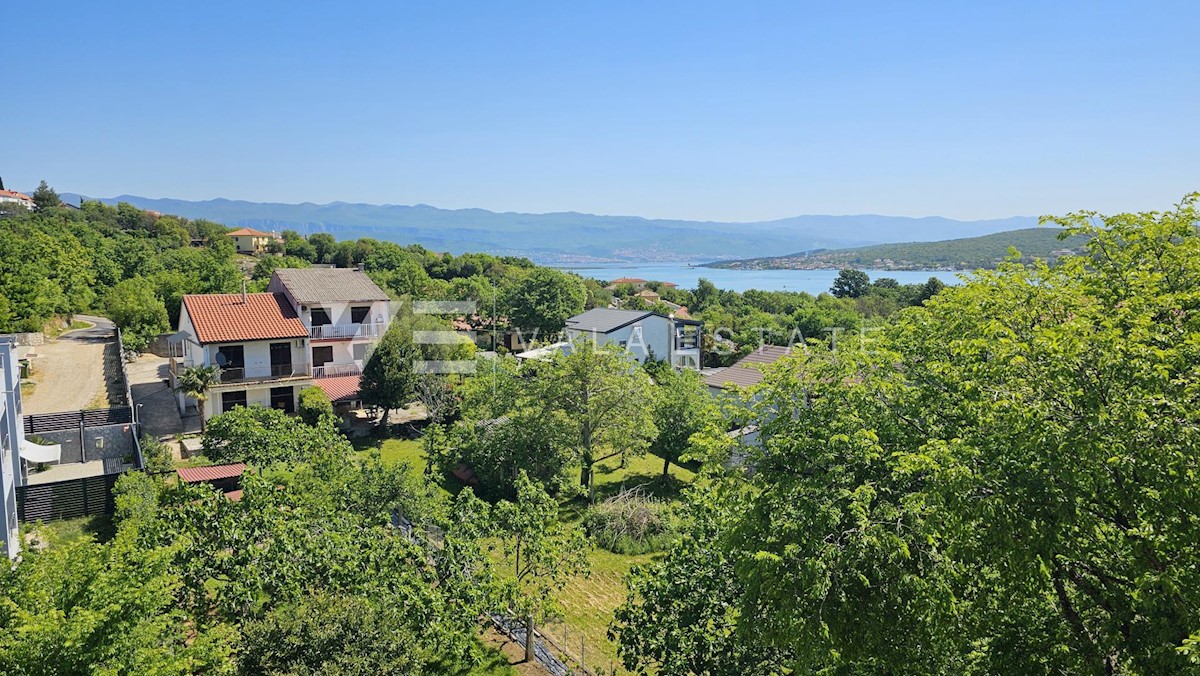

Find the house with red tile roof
[[0, 189, 33, 212], [172, 268, 392, 421], [226, 227, 275, 254], [172, 287, 314, 420]]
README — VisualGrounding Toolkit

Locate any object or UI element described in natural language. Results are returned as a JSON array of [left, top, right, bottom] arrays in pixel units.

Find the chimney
[[357, 262, 365, 272], [241, 279, 248, 304]]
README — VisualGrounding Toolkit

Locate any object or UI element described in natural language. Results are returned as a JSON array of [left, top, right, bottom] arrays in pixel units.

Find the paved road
[[127, 354, 190, 438], [22, 315, 116, 414]]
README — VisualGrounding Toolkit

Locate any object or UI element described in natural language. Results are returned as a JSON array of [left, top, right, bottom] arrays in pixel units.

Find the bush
[[298, 386, 334, 426], [139, 434, 174, 474], [584, 486, 676, 554]]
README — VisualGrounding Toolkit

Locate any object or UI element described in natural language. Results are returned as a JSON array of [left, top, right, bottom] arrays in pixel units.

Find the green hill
[[707, 227, 1088, 271]]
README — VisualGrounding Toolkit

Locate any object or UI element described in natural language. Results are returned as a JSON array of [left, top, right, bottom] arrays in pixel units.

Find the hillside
[[59, 193, 1036, 264], [706, 227, 1088, 271]]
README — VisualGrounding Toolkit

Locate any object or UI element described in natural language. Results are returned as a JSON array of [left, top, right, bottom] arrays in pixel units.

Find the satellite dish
[[215, 352, 228, 366]]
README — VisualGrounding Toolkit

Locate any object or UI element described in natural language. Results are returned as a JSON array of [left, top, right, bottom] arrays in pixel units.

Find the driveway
[[22, 315, 116, 414], [127, 354, 192, 438]]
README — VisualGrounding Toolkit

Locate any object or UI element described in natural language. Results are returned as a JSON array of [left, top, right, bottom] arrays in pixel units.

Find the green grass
[[27, 514, 115, 549], [359, 436, 698, 674]]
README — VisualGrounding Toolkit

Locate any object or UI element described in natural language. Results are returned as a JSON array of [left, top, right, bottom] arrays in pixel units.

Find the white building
[[547, 308, 702, 370], [0, 189, 34, 212], [0, 338, 23, 558], [172, 269, 391, 420]]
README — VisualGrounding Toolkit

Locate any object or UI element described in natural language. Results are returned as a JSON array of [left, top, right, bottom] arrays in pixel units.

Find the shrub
[[298, 386, 334, 426], [584, 486, 676, 554], [139, 434, 174, 474]]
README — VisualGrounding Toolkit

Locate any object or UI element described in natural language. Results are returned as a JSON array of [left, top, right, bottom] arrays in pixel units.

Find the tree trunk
[[662, 453, 671, 478], [525, 615, 536, 662]]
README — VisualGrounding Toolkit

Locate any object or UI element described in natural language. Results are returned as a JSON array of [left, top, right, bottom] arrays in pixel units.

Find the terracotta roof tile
[[227, 227, 272, 237], [177, 463, 246, 483], [183, 293, 308, 344], [0, 190, 32, 201], [313, 375, 361, 402]]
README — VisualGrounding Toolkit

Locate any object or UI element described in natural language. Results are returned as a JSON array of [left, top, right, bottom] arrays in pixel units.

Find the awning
[[314, 375, 361, 403], [20, 438, 61, 463]]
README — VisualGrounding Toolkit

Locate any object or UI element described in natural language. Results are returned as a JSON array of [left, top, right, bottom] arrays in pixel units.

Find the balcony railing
[[310, 322, 387, 340], [217, 364, 311, 384], [313, 362, 363, 379]]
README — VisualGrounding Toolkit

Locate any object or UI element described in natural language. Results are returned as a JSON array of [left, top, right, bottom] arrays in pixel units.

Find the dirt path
[[23, 315, 117, 414]]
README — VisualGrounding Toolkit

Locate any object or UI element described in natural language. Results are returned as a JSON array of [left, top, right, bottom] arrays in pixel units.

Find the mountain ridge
[[59, 192, 1039, 264]]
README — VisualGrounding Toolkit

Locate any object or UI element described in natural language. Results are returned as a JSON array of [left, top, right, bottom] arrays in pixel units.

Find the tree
[[540, 341, 657, 489], [202, 405, 348, 466], [624, 194, 1200, 673], [693, 278, 720, 312], [493, 471, 590, 662], [173, 365, 221, 432], [650, 367, 720, 478], [104, 276, 169, 336], [297, 386, 334, 426], [360, 323, 420, 425], [307, 232, 337, 263], [506, 268, 586, 337], [829, 267, 869, 298], [31, 180, 60, 210]]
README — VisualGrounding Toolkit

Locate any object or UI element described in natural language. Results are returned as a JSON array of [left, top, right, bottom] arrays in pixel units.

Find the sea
[[557, 263, 964, 295]]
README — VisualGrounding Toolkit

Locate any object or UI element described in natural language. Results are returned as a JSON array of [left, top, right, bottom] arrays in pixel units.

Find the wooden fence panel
[[16, 474, 120, 522]]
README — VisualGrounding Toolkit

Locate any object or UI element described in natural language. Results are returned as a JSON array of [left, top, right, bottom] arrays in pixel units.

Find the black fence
[[23, 407, 133, 435], [17, 474, 120, 522]]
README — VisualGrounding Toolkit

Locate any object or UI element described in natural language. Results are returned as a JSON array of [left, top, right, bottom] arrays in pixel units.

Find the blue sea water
[[557, 263, 964, 295]]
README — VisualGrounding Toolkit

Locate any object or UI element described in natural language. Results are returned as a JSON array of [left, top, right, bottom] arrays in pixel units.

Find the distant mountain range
[[59, 193, 1038, 264], [706, 227, 1088, 271]]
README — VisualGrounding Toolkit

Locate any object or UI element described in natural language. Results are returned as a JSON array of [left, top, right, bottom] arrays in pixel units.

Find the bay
[[557, 263, 964, 295]]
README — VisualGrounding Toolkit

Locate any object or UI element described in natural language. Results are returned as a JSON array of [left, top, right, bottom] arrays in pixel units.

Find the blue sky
[[3, 1, 1198, 221]]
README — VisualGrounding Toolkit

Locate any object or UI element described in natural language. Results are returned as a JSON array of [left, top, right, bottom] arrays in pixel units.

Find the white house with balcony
[[267, 267, 390, 380], [173, 290, 314, 420], [549, 308, 702, 370]]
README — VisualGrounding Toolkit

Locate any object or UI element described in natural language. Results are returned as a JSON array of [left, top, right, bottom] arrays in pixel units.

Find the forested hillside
[[709, 226, 1089, 270]]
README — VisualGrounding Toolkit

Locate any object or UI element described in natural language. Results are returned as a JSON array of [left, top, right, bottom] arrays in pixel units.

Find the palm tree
[[174, 365, 221, 431]]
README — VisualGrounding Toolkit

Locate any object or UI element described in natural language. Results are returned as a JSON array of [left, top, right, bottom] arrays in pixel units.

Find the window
[[311, 307, 332, 326], [312, 346, 334, 367], [350, 306, 370, 324], [221, 390, 247, 412], [352, 342, 370, 362], [215, 345, 244, 368], [270, 386, 295, 413]]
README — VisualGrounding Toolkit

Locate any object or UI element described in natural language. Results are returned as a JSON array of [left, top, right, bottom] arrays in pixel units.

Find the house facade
[[0, 338, 23, 559], [226, 227, 274, 254], [562, 308, 701, 370], [174, 268, 392, 419], [0, 190, 33, 211]]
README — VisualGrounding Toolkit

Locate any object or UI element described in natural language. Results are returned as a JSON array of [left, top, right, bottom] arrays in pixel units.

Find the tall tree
[[540, 341, 657, 489], [31, 180, 61, 210], [360, 323, 420, 425], [506, 268, 586, 337], [829, 267, 869, 298], [649, 367, 721, 477], [493, 471, 590, 662]]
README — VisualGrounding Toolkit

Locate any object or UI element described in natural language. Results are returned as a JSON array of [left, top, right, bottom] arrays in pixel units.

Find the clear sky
[[3, 1, 1198, 222]]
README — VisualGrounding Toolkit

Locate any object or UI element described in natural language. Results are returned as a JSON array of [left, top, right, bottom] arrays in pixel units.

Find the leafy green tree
[[625, 194, 1200, 673], [307, 232, 336, 263], [251, 254, 311, 281], [493, 471, 590, 662], [360, 323, 421, 424], [506, 268, 586, 337], [239, 591, 425, 675], [173, 364, 221, 432], [202, 405, 348, 466], [540, 341, 657, 489], [0, 530, 236, 674], [650, 367, 720, 477], [297, 386, 334, 426], [829, 267, 869, 298], [31, 180, 60, 210], [104, 276, 169, 335]]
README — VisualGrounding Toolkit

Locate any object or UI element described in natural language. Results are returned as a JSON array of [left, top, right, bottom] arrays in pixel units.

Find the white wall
[[204, 383, 306, 418], [567, 315, 672, 364]]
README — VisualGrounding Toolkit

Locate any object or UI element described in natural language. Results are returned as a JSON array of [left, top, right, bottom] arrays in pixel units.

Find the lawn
[[344, 437, 699, 674], [26, 514, 115, 549]]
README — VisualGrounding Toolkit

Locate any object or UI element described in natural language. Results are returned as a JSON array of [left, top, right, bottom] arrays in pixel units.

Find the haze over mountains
[[63, 193, 1037, 264]]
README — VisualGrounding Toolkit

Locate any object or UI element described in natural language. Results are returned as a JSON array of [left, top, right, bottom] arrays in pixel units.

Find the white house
[[173, 289, 314, 419], [560, 308, 702, 370], [0, 189, 34, 211]]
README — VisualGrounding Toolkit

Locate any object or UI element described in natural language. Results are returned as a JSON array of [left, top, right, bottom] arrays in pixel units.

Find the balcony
[[313, 362, 363, 379], [218, 364, 311, 384], [310, 322, 387, 341]]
